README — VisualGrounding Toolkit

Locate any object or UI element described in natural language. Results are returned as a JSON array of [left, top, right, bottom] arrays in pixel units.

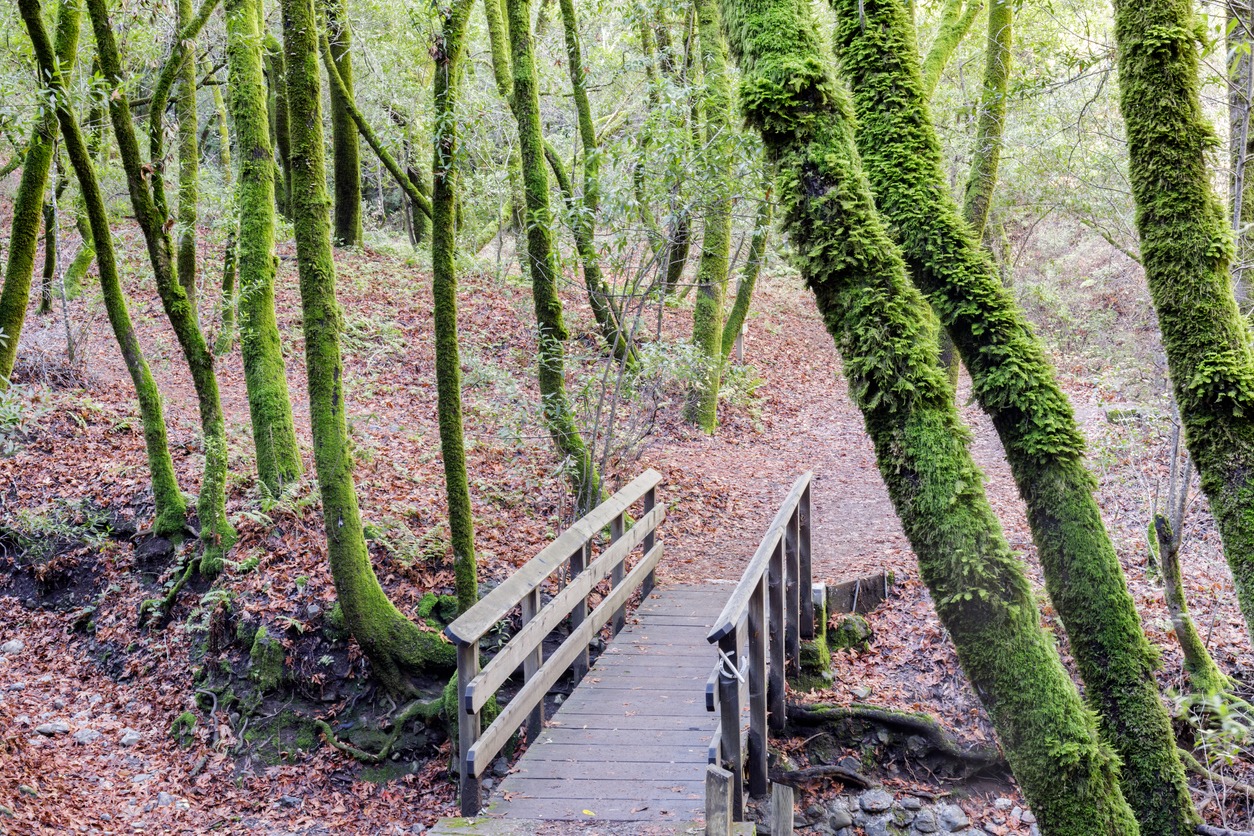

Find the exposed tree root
[[1198, 825, 1254, 836], [769, 763, 879, 788], [315, 697, 442, 764], [137, 555, 197, 627], [1180, 748, 1254, 796], [786, 702, 1007, 774]]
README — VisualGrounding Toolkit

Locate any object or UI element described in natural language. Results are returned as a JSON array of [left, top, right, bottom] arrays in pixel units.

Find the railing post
[[641, 486, 657, 600], [569, 542, 589, 684], [457, 640, 481, 817], [747, 577, 768, 798], [717, 629, 744, 820], [784, 512, 801, 676], [610, 512, 626, 636], [521, 586, 544, 742], [768, 539, 786, 731], [798, 482, 814, 639]]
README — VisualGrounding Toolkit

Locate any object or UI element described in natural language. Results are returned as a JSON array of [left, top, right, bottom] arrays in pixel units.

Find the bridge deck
[[436, 584, 729, 829]]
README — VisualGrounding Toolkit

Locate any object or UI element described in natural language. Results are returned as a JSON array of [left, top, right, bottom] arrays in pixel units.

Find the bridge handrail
[[707, 471, 814, 818], [444, 469, 664, 816]]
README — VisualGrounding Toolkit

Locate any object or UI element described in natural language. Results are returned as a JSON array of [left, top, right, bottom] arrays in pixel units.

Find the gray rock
[[900, 796, 923, 811], [7, 682, 26, 692], [53, 698, 65, 710], [280, 795, 302, 808], [913, 809, 939, 833], [828, 801, 853, 829], [891, 803, 915, 826], [119, 729, 142, 747], [492, 757, 509, 778], [1010, 807, 1023, 822], [72, 729, 102, 745], [481, 778, 494, 791], [157, 792, 173, 808], [861, 789, 894, 814], [35, 721, 69, 736], [993, 797, 1013, 811], [130, 774, 152, 784], [1021, 812, 1036, 825], [937, 803, 969, 832], [1, 639, 24, 655], [15, 715, 30, 727], [863, 815, 892, 836]]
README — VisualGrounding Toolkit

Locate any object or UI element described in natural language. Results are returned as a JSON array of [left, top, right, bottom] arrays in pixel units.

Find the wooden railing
[[443, 470, 665, 816], [706, 472, 813, 818]]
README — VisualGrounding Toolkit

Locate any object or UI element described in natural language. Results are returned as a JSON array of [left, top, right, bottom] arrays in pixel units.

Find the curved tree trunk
[[505, 0, 602, 512], [176, 0, 201, 324], [88, 0, 236, 572], [432, 0, 479, 613], [322, 0, 363, 247], [18, 0, 187, 538], [481, 0, 527, 235], [224, 0, 304, 493], [830, 0, 1196, 831], [1113, 0, 1254, 649], [265, 35, 294, 219], [277, 0, 454, 688], [721, 177, 773, 363], [683, 0, 735, 433], [961, 0, 1011, 240], [918, 0, 983, 99], [0, 0, 81, 386], [719, 0, 1140, 829]]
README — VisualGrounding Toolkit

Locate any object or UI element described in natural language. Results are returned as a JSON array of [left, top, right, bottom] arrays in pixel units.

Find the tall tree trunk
[[830, 0, 1196, 831], [504, 0, 602, 511], [224, 0, 304, 493], [1113, 0, 1254, 649], [556, 0, 635, 365], [277, 0, 454, 688], [214, 230, 237, 355], [39, 187, 58, 316], [89, 0, 236, 573], [18, 0, 187, 538], [719, 0, 1140, 829], [432, 0, 479, 613], [322, 0, 363, 247], [961, 0, 1011, 240], [683, 0, 734, 433], [205, 59, 232, 186], [1229, 0, 1254, 308], [176, 0, 201, 324], [481, 0, 527, 234], [0, 0, 81, 386], [266, 35, 294, 219], [721, 176, 772, 363], [918, 0, 983, 99]]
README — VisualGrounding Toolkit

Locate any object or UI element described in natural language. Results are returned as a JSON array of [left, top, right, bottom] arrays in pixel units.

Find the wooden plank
[[535, 728, 720, 747], [466, 516, 664, 712], [706, 765, 733, 836], [446, 469, 662, 644], [486, 797, 701, 820], [554, 700, 711, 718], [544, 714, 718, 731], [489, 777, 705, 800], [771, 782, 794, 835], [466, 543, 664, 777], [511, 743, 709, 762], [505, 760, 707, 781], [708, 473, 811, 642]]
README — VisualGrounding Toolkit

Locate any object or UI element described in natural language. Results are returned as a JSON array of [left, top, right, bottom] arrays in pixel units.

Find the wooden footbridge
[[431, 470, 818, 834]]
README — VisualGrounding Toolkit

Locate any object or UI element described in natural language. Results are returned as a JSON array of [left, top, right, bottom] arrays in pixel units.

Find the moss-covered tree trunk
[[961, 0, 1010, 240], [830, 0, 1196, 830], [1113, 0, 1254, 649], [683, 0, 734, 433], [555, 0, 634, 365], [88, 0, 236, 572], [720, 0, 1140, 829], [481, 0, 527, 235], [205, 58, 232, 186], [1229, 1, 1254, 307], [0, 0, 81, 386], [39, 187, 59, 316], [505, 0, 602, 511], [18, 0, 187, 538], [721, 177, 772, 363], [176, 0, 201, 324], [224, 0, 304, 493], [321, 0, 362, 247], [431, 0, 479, 614], [277, 0, 454, 688], [215, 230, 238, 355], [918, 0, 982, 99], [266, 35, 293, 219]]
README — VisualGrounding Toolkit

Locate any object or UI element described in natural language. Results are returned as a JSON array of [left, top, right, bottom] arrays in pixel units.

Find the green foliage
[[0, 497, 111, 565], [0, 384, 47, 456], [170, 710, 198, 748], [249, 626, 286, 691]]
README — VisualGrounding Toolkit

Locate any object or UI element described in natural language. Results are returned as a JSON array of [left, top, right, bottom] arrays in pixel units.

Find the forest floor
[[1, 214, 1252, 834]]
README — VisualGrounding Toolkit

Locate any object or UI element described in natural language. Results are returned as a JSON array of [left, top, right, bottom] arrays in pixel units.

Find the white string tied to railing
[[717, 647, 748, 683]]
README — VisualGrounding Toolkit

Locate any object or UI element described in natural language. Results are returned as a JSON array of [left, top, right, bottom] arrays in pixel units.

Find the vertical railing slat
[[610, 512, 626, 636], [521, 586, 544, 742], [569, 542, 590, 684], [457, 641, 481, 817], [798, 482, 814, 639], [641, 486, 657, 600], [747, 576, 768, 798], [717, 628, 744, 820], [785, 512, 801, 676], [768, 538, 786, 731]]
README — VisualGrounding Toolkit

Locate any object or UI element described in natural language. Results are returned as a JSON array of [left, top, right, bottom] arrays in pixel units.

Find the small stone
[[1, 640, 24, 655], [156, 792, 173, 808], [862, 816, 893, 836], [53, 698, 65, 710], [900, 796, 923, 811], [1010, 807, 1022, 822], [860, 789, 893, 814], [992, 797, 1013, 811], [852, 685, 872, 700], [492, 757, 509, 778], [72, 729, 102, 745], [130, 774, 152, 784], [828, 801, 853, 829], [35, 721, 69, 736], [279, 796, 301, 808], [7, 682, 26, 692], [913, 809, 939, 833], [984, 825, 1008, 836], [553, 694, 564, 706], [891, 803, 915, 826], [482, 778, 494, 791], [15, 715, 30, 727], [937, 803, 969, 832], [306, 604, 322, 620], [119, 729, 142, 747], [1029, 825, 1040, 836], [1021, 812, 1036, 825]]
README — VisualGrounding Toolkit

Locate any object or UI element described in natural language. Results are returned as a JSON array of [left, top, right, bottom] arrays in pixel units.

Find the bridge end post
[[641, 486, 657, 600], [717, 630, 745, 819], [798, 481, 814, 638], [747, 577, 769, 798], [457, 640, 482, 817], [705, 764, 733, 836]]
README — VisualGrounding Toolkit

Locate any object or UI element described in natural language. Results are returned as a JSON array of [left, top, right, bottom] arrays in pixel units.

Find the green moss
[[171, 710, 198, 747], [918, 0, 982, 99], [321, 0, 362, 247], [249, 626, 286, 691], [719, 0, 1140, 829], [829, 0, 1194, 830], [415, 592, 459, 625], [962, 0, 1012, 239], [831, 614, 871, 651]]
